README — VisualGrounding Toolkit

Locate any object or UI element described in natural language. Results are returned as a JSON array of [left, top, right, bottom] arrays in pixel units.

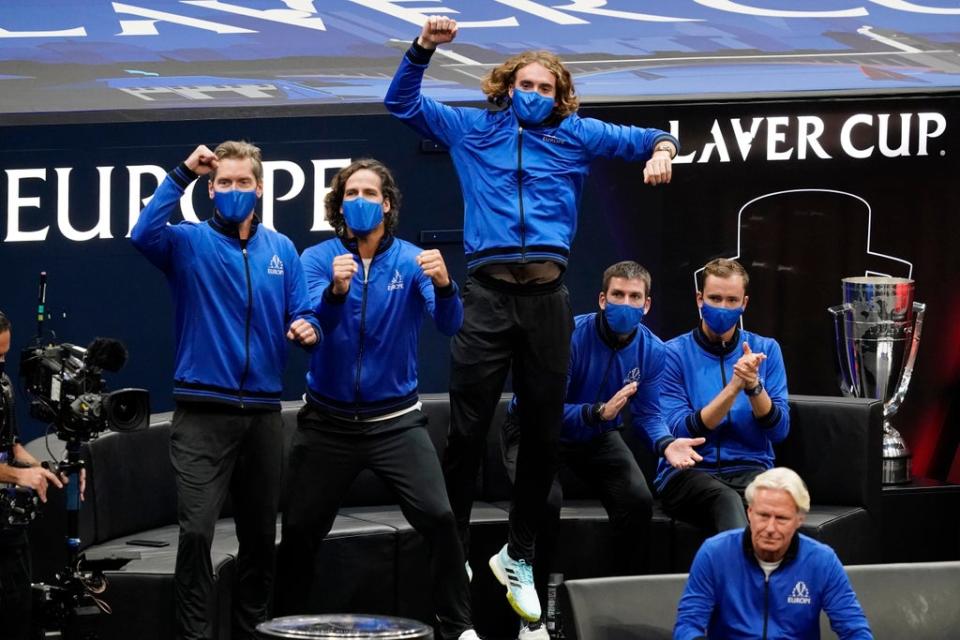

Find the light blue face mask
[[342, 197, 384, 236], [512, 89, 555, 125], [213, 189, 258, 224], [701, 302, 744, 335], [604, 302, 644, 335]]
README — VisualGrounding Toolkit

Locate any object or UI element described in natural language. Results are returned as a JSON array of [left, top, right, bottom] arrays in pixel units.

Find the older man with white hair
[[674, 467, 872, 639]]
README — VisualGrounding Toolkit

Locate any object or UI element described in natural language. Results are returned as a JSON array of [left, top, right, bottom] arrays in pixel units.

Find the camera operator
[[0, 312, 79, 639]]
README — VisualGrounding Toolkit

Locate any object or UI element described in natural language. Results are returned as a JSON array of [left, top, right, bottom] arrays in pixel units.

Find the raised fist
[[185, 145, 219, 177], [418, 15, 458, 49]]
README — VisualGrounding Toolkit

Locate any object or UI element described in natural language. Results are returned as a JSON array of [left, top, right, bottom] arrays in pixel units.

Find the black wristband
[[323, 283, 348, 305], [407, 37, 435, 65]]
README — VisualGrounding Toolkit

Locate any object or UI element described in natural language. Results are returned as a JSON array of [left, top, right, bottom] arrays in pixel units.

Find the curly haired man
[[386, 16, 679, 623]]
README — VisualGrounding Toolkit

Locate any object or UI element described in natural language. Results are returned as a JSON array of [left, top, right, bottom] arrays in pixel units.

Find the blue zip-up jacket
[[385, 42, 679, 272], [675, 528, 872, 639], [131, 164, 320, 409], [655, 327, 789, 491], [509, 312, 674, 453], [300, 235, 463, 420]]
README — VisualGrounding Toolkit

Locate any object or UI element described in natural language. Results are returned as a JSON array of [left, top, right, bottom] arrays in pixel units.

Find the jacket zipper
[[517, 126, 527, 262], [762, 574, 770, 639], [595, 349, 617, 405], [238, 244, 253, 409], [716, 346, 728, 470], [353, 257, 371, 420]]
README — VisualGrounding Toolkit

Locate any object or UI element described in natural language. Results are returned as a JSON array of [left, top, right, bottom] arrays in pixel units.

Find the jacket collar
[[595, 311, 637, 351], [693, 323, 740, 357], [740, 526, 801, 568], [209, 211, 260, 240], [341, 233, 394, 257]]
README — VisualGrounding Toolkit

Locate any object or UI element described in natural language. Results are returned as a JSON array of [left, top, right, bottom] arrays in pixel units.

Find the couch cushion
[[775, 396, 882, 512], [826, 561, 960, 638], [83, 522, 233, 640], [89, 423, 178, 543], [562, 574, 687, 640]]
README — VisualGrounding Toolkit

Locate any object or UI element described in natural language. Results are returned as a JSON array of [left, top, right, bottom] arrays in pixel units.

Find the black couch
[[25, 394, 883, 639], [560, 561, 960, 639]]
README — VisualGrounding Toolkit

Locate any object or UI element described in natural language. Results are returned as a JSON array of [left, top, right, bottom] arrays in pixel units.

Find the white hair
[[745, 467, 810, 513]]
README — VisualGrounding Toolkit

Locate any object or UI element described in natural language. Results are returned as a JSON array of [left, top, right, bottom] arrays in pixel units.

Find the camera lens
[[102, 389, 149, 432]]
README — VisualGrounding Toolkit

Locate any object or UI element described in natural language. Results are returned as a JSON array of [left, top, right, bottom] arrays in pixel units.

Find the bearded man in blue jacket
[[385, 16, 679, 621], [502, 261, 705, 639], [656, 258, 789, 534], [674, 467, 872, 639], [275, 159, 476, 640], [131, 142, 320, 640]]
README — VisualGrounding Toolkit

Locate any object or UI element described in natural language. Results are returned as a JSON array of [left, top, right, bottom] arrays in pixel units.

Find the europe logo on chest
[[267, 255, 284, 276]]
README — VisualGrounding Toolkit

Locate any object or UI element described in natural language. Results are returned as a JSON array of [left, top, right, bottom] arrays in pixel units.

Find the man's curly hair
[[325, 159, 402, 237], [480, 50, 579, 117]]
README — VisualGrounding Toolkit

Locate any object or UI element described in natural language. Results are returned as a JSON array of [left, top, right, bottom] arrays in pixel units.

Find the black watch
[[591, 402, 606, 423], [746, 380, 764, 397]]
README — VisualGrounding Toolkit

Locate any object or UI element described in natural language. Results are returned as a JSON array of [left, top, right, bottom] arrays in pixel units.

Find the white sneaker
[[466, 561, 473, 582], [518, 622, 549, 640], [458, 629, 480, 640], [489, 543, 542, 622]]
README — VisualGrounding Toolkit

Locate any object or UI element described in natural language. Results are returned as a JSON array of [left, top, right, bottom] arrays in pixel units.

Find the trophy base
[[882, 423, 912, 485]]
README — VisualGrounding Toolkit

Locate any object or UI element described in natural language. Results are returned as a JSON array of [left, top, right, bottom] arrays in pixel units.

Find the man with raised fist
[[386, 16, 680, 622], [276, 158, 476, 640], [131, 141, 320, 640]]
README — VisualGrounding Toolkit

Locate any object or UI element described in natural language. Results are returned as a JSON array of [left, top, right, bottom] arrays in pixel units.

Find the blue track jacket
[[675, 528, 872, 639], [510, 312, 674, 453], [385, 42, 679, 272], [655, 327, 789, 491], [131, 164, 320, 409], [300, 235, 463, 421]]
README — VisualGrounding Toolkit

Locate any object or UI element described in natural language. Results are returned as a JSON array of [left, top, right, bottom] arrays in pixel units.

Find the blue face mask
[[701, 303, 744, 335], [512, 89, 555, 125], [342, 197, 384, 236], [213, 189, 258, 224], [604, 302, 644, 335]]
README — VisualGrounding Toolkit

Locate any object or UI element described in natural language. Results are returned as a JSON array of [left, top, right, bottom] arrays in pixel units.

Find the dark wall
[[2, 93, 958, 480]]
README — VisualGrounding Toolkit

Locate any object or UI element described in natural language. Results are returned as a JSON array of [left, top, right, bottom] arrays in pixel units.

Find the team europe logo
[[388, 270, 404, 292], [267, 255, 284, 276], [624, 367, 642, 384], [788, 581, 812, 605]]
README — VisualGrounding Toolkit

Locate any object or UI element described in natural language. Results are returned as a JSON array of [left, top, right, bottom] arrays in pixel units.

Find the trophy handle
[[828, 303, 856, 397], [886, 301, 926, 417]]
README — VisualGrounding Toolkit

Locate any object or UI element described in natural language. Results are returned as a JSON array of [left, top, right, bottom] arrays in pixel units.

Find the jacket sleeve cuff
[[756, 404, 782, 429], [171, 163, 198, 190], [407, 37, 435, 65], [322, 283, 347, 305], [656, 436, 676, 457], [686, 410, 708, 437], [582, 403, 602, 426], [436, 280, 457, 298]]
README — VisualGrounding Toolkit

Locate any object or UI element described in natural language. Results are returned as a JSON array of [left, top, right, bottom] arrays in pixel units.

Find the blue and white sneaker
[[518, 621, 549, 640], [488, 543, 541, 622]]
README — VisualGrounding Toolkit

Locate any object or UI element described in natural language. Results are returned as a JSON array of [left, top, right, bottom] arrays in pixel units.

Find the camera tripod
[[32, 437, 114, 640]]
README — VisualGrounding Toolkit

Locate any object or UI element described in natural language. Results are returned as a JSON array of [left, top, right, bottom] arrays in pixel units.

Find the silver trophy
[[828, 277, 925, 485]]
